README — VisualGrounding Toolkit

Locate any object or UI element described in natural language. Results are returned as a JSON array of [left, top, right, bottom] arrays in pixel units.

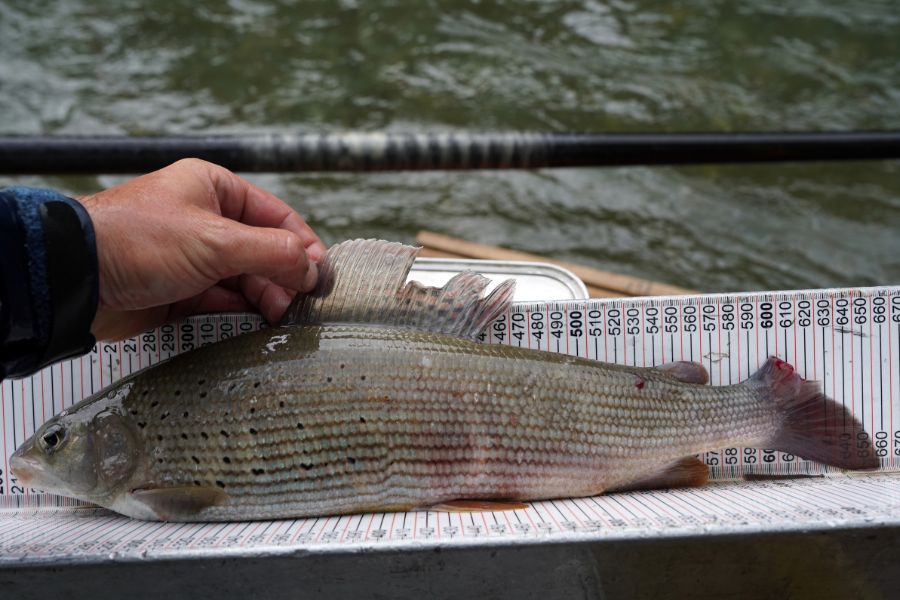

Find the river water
[[1, 1, 898, 291]]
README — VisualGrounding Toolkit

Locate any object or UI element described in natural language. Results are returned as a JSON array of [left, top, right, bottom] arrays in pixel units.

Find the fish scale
[[117, 323, 776, 520]]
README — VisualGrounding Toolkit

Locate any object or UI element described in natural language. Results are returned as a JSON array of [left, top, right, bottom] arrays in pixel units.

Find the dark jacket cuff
[[0, 187, 99, 379]]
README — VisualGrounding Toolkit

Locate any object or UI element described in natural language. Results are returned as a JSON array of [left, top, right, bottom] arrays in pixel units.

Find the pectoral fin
[[425, 500, 530, 512], [608, 456, 709, 492], [657, 361, 709, 385], [129, 486, 229, 521]]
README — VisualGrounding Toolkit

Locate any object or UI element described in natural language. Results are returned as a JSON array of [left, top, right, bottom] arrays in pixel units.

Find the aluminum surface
[[409, 258, 589, 301], [0, 473, 898, 568]]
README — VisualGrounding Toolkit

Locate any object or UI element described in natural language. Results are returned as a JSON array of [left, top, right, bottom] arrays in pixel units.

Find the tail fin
[[753, 357, 880, 471]]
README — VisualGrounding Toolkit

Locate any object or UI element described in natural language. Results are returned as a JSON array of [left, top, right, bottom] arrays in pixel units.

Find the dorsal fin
[[282, 239, 516, 340]]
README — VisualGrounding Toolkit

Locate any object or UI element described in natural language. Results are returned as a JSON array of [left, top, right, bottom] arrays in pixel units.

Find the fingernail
[[267, 288, 292, 324], [302, 261, 318, 292], [306, 244, 325, 262]]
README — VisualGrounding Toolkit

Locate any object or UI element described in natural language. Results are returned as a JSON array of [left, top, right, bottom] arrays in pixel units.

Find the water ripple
[[0, 0, 897, 290]]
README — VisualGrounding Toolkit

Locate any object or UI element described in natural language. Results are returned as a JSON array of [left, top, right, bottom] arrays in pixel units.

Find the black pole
[[1, 131, 899, 174]]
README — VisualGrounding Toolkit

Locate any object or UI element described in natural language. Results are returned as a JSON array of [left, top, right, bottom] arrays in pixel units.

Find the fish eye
[[39, 425, 66, 454]]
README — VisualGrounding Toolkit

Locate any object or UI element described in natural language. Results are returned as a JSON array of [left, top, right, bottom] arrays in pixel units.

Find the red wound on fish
[[754, 357, 880, 471], [633, 374, 646, 390], [753, 356, 800, 401]]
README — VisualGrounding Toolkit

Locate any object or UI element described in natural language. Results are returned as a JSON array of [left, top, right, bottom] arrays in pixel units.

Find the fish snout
[[9, 450, 42, 487]]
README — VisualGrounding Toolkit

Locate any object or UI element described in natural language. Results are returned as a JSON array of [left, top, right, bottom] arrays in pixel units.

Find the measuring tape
[[2, 286, 899, 508]]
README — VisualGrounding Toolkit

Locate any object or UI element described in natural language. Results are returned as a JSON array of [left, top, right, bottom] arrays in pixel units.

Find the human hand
[[80, 158, 325, 341]]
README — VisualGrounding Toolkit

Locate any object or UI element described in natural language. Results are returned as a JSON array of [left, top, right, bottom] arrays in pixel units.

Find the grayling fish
[[10, 240, 878, 521]]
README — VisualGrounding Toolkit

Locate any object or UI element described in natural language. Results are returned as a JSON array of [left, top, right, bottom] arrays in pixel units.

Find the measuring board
[[1, 286, 899, 563]]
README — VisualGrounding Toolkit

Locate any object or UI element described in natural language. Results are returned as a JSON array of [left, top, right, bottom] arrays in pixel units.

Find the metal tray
[[409, 258, 589, 301]]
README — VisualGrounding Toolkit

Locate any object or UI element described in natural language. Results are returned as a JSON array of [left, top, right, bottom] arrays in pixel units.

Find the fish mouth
[[9, 452, 42, 487]]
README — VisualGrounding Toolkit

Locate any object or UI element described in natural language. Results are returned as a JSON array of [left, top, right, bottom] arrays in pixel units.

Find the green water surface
[[1, 0, 898, 291]]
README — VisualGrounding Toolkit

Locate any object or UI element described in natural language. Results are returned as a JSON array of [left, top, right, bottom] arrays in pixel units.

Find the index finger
[[200, 161, 327, 263]]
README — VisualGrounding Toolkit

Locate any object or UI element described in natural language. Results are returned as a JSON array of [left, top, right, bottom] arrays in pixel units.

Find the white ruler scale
[[1, 286, 899, 562], [482, 287, 900, 478]]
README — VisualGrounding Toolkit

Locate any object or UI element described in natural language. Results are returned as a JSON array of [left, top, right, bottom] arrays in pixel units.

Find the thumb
[[207, 218, 318, 292]]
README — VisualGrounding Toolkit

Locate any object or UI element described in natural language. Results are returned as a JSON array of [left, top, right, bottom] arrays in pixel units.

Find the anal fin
[[425, 500, 529, 512], [608, 457, 709, 493], [129, 486, 229, 520]]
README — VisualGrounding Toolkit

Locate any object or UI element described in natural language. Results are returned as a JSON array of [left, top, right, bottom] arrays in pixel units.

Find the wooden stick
[[417, 248, 463, 259], [585, 286, 628, 299], [416, 231, 695, 297]]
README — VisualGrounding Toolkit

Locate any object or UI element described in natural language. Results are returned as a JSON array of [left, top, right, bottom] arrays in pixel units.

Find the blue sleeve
[[0, 187, 99, 380]]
